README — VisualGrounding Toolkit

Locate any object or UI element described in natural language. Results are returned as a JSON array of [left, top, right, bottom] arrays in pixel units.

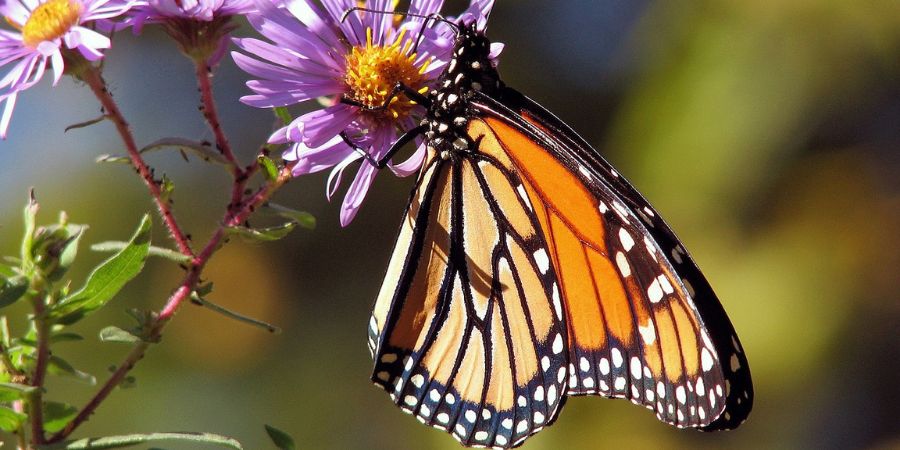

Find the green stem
[[28, 280, 51, 445]]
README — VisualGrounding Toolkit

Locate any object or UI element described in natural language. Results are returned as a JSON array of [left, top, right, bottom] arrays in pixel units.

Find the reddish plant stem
[[81, 66, 195, 257], [194, 60, 263, 223], [195, 60, 241, 172], [47, 168, 291, 444]]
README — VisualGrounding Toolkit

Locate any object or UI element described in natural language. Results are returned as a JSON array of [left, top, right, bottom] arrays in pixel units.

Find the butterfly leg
[[341, 82, 432, 112], [340, 124, 428, 169]]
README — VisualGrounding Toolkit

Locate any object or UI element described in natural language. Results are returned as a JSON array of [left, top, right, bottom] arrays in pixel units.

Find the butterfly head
[[424, 22, 501, 158]]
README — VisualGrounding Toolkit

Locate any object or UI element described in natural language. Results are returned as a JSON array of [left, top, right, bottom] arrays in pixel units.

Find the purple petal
[[389, 142, 426, 177], [326, 151, 362, 200], [339, 160, 376, 226], [299, 104, 357, 148], [0, 91, 17, 139]]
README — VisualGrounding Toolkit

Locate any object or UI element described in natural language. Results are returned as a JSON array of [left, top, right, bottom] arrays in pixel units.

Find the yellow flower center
[[21, 0, 83, 48], [343, 28, 432, 121]]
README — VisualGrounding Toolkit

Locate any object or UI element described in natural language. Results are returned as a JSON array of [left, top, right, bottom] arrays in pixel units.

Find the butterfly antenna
[[340, 7, 460, 55]]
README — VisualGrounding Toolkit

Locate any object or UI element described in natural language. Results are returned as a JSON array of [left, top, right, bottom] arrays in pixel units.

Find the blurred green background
[[1, 0, 899, 448]]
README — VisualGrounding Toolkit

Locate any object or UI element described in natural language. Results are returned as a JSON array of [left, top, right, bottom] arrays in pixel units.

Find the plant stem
[[193, 60, 260, 220], [195, 60, 241, 172], [47, 167, 292, 444], [80, 64, 195, 258], [28, 281, 51, 445]]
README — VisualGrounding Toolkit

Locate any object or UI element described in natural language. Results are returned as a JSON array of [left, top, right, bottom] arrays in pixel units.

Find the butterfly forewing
[[370, 148, 570, 448], [470, 89, 752, 429]]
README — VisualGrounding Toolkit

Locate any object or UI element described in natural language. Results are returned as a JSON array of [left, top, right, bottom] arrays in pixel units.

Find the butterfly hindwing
[[370, 149, 569, 448]]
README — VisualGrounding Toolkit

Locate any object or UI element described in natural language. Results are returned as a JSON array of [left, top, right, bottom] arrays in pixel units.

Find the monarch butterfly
[[360, 17, 753, 449]]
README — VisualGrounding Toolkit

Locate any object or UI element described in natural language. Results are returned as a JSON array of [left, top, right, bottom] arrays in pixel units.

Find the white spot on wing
[[701, 348, 714, 372], [615, 251, 631, 277], [552, 333, 563, 354], [598, 201, 609, 213], [552, 283, 562, 319], [658, 275, 674, 294], [639, 320, 657, 345], [547, 385, 558, 404], [516, 184, 533, 211], [648, 279, 663, 303], [619, 228, 635, 251], [630, 357, 642, 379], [612, 348, 623, 367], [533, 248, 550, 274], [599, 358, 610, 375]]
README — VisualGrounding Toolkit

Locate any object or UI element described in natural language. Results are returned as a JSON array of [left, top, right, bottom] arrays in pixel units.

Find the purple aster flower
[[114, 0, 255, 64], [234, 0, 499, 226], [0, 0, 134, 139]]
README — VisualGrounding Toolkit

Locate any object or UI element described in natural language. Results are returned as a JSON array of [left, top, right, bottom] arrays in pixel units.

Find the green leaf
[[43, 401, 78, 433], [91, 242, 191, 264], [140, 137, 229, 165], [48, 223, 87, 281], [258, 155, 278, 181], [159, 175, 175, 203], [194, 282, 214, 297], [0, 405, 26, 432], [0, 275, 28, 309], [18, 332, 83, 347], [22, 189, 39, 265], [0, 382, 38, 401], [49, 215, 151, 325], [95, 154, 132, 165], [0, 262, 18, 278], [38, 432, 244, 449], [264, 425, 295, 450], [265, 203, 315, 230], [98, 326, 141, 344], [272, 106, 292, 125], [50, 332, 84, 343], [48, 356, 96, 385], [191, 293, 280, 334], [65, 115, 106, 132], [225, 222, 297, 242]]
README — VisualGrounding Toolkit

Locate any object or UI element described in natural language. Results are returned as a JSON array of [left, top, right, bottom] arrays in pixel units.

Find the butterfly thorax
[[424, 22, 502, 158]]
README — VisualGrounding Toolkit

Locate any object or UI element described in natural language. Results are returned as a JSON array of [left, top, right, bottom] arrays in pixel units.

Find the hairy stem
[[27, 280, 51, 445], [195, 60, 241, 172], [81, 64, 195, 257]]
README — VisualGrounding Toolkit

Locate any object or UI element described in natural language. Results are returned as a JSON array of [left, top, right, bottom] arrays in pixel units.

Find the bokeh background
[[1, 0, 898, 448]]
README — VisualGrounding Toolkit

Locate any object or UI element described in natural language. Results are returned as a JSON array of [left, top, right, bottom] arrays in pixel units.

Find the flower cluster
[[235, 0, 499, 225], [0, 0, 134, 138], [2, 0, 499, 225]]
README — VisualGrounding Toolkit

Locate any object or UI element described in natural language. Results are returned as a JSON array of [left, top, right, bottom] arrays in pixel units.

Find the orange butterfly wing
[[369, 146, 569, 447], [368, 88, 752, 448]]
